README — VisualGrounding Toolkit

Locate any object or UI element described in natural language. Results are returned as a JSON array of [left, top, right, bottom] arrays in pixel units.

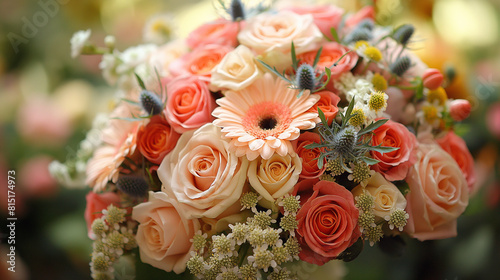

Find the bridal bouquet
[[51, 0, 477, 279]]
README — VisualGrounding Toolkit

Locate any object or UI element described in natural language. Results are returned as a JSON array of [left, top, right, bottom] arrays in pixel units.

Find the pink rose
[[345, 6, 375, 29], [169, 44, 233, 83], [186, 18, 240, 49], [165, 76, 217, 133], [295, 180, 361, 265], [285, 5, 344, 40], [422, 68, 444, 90], [449, 99, 471, 121], [132, 191, 200, 274], [487, 103, 500, 139], [405, 144, 469, 241], [84, 191, 122, 239], [297, 42, 358, 80], [159, 124, 249, 219], [307, 91, 341, 125], [436, 131, 476, 191], [370, 119, 417, 181], [293, 132, 326, 179]]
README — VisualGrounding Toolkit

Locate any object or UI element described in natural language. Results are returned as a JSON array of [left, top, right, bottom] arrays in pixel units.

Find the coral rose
[[370, 119, 418, 181], [210, 45, 261, 92], [238, 10, 323, 55], [308, 91, 341, 125], [84, 191, 122, 239], [165, 75, 217, 133], [449, 99, 471, 121], [169, 44, 233, 83], [297, 42, 358, 80], [248, 153, 302, 205], [422, 68, 444, 90], [295, 180, 361, 265], [405, 144, 469, 241], [186, 18, 240, 49], [137, 115, 180, 165], [436, 131, 476, 191], [351, 173, 407, 221], [285, 5, 344, 40], [293, 132, 326, 179], [132, 191, 200, 274], [159, 124, 249, 219]]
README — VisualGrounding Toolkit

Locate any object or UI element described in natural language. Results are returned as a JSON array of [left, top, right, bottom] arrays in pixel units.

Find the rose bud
[[449, 99, 471, 121], [423, 68, 444, 90]]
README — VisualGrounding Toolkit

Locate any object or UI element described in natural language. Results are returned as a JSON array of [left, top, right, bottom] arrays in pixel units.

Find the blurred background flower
[[0, 0, 498, 279]]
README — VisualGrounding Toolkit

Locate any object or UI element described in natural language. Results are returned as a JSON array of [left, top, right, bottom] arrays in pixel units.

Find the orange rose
[[405, 143, 469, 241], [295, 180, 361, 265], [436, 131, 476, 192], [186, 19, 240, 49], [293, 132, 326, 179], [137, 115, 180, 165], [297, 42, 358, 80], [285, 5, 344, 40], [169, 44, 233, 83], [370, 119, 418, 181], [165, 75, 217, 133], [308, 91, 340, 125]]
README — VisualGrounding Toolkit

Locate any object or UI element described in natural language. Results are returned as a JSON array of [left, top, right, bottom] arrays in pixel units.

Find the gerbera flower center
[[242, 102, 292, 139]]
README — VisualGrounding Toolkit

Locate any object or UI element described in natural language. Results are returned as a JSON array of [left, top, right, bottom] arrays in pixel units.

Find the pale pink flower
[[86, 103, 143, 192], [212, 73, 320, 161]]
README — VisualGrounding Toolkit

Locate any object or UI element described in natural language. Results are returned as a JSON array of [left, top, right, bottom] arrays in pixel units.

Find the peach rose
[[210, 45, 261, 92], [165, 75, 217, 133], [405, 143, 469, 241], [285, 5, 344, 40], [137, 115, 180, 165], [295, 180, 361, 265], [159, 124, 249, 219], [169, 44, 233, 83], [148, 39, 188, 78], [238, 10, 323, 55], [297, 42, 358, 80], [308, 91, 341, 125], [84, 191, 122, 239], [186, 18, 240, 49], [436, 131, 476, 191], [132, 191, 200, 274], [370, 119, 418, 181], [248, 153, 302, 204], [293, 132, 326, 179], [352, 173, 407, 221]]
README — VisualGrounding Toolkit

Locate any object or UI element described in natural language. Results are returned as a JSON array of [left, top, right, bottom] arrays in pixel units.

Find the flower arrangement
[[51, 0, 477, 279]]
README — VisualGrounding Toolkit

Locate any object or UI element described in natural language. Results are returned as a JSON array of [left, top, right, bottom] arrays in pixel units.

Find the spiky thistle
[[305, 97, 399, 173]]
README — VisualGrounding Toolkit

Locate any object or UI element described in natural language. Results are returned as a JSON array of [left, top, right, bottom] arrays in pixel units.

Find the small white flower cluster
[[90, 205, 137, 280], [335, 72, 389, 124], [49, 114, 109, 188], [70, 29, 92, 58], [355, 191, 409, 246], [186, 192, 302, 280]]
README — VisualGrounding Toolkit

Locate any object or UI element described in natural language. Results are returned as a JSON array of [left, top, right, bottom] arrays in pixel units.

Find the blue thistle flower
[[116, 175, 149, 198], [295, 64, 316, 91], [389, 56, 411, 77], [393, 24, 415, 46], [140, 90, 163, 115], [332, 126, 358, 157], [230, 0, 245, 21], [344, 27, 373, 44], [357, 19, 374, 31]]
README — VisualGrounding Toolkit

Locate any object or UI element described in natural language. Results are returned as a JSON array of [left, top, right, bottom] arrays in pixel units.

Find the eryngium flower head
[[116, 175, 149, 198], [140, 90, 163, 115], [389, 56, 411, 77]]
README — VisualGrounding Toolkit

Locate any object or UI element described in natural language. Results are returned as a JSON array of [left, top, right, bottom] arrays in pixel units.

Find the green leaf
[[358, 119, 389, 136], [330, 50, 352, 68], [338, 238, 364, 262], [414, 77, 424, 100], [257, 59, 292, 83], [121, 98, 140, 105], [135, 73, 146, 90], [330, 27, 340, 43], [394, 180, 410, 196], [360, 156, 379, 166], [342, 96, 355, 127], [291, 41, 298, 70], [312, 46, 323, 68], [368, 145, 399, 153], [317, 154, 327, 169], [317, 107, 328, 127], [314, 67, 332, 93]]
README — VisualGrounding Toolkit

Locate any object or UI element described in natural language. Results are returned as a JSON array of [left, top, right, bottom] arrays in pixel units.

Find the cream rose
[[237, 10, 323, 55], [210, 45, 261, 92], [248, 153, 302, 204], [352, 172, 407, 221], [132, 191, 200, 274], [404, 143, 469, 241], [159, 123, 249, 219]]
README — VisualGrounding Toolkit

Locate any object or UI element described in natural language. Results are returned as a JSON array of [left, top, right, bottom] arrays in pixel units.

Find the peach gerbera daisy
[[212, 73, 320, 161], [86, 103, 143, 192]]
